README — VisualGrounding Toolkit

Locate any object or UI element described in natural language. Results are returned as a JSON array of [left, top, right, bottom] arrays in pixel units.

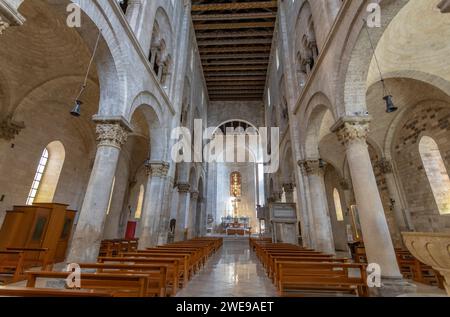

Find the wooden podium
[[0, 203, 76, 265]]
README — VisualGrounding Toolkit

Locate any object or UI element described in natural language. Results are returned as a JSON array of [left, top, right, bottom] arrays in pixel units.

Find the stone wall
[[393, 101, 450, 232]]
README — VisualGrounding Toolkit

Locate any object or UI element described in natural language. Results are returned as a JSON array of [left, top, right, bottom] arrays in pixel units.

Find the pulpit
[[0, 203, 76, 265]]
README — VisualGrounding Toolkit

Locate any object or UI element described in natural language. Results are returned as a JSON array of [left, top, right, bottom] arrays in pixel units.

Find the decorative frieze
[[96, 123, 129, 148]]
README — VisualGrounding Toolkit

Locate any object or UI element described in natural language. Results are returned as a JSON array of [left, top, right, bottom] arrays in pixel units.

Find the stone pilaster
[[67, 121, 130, 263], [187, 191, 199, 239], [139, 161, 170, 248], [298, 159, 335, 254], [175, 182, 191, 241]]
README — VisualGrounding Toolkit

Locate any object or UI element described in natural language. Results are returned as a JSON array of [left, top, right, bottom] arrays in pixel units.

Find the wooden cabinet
[[0, 203, 76, 265]]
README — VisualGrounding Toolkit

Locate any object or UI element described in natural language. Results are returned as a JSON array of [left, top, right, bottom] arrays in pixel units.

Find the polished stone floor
[[176, 237, 278, 297]]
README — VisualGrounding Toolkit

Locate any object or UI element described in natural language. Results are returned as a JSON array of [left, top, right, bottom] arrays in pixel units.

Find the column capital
[[331, 116, 372, 147], [0, 1, 26, 35], [375, 158, 393, 174], [190, 191, 199, 201], [298, 159, 326, 175], [282, 183, 295, 193], [95, 123, 129, 149], [145, 161, 170, 177], [177, 182, 191, 193], [0, 115, 25, 141]]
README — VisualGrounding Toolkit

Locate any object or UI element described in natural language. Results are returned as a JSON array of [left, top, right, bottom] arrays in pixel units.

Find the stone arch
[[12, 75, 99, 153], [129, 92, 167, 161], [336, 0, 409, 116], [302, 92, 336, 159], [16, 0, 128, 116]]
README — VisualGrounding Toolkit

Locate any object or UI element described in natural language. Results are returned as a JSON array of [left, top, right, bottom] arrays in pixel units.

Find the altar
[[221, 216, 251, 236]]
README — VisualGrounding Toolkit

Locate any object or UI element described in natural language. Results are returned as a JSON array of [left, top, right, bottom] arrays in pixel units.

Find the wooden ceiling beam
[[194, 21, 275, 30], [191, 1, 277, 12], [198, 38, 272, 46], [201, 53, 270, 60], [192, 12, 277, 21], [206, 76, 267, 82], [204, 60, 268, 66], [200, 46, 271, 53], [205, 72, 267, 77], [204, 65, 268, 72], [207, 81, 265, 86], [196, 30, 274, 39]]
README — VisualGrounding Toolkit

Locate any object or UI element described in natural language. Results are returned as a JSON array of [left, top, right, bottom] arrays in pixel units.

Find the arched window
[[106, 177, 116, 215], [419, 136, 450, 215], [333, 188, 344, 221], [134, 185, 145, 219], [26, 141, 65, 205]]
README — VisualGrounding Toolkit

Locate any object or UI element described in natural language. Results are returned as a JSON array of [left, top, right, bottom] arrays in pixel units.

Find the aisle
[[176, 237, 278, 297]]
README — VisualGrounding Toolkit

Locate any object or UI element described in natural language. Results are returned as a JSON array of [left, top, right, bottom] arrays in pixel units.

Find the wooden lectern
[[0, 203, 76, 266]]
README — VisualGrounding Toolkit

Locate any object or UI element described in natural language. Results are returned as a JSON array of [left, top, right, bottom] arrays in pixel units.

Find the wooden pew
[[98, 256, 181, 295], [78, 263, 167, 297], [6, 247, 52, 270], [120, 252, 191, 285], [277, 261, 368, 297], [26, 271, 149, 297], [0, 286, 113, 297]]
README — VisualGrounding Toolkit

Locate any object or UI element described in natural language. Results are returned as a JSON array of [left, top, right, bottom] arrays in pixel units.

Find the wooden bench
[[98, 256, 181, 295], [78, 263, 167, 297], [26, 271, 149, 297], [277, 261, 368, 297], [0, 286, 113, 297], [6, 247, 52, 270]]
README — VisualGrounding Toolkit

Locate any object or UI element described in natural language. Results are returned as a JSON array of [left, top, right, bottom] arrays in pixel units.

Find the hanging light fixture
[[363, 20, 398, 114], [70, 30, 102, 117]]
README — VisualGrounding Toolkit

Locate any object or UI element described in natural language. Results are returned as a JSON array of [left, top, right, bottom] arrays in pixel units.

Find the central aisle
[[176, 237, 278, 297]]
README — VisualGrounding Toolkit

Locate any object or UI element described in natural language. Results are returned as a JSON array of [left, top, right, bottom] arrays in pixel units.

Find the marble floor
[[176, 236, 278, 297]]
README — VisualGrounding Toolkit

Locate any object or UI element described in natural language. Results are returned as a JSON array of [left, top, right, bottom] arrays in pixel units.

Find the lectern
[[0, 203, 76, 265]]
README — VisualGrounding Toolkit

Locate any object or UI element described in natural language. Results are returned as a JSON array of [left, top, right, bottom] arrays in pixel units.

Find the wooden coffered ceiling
[[192, 0, 278, 101]]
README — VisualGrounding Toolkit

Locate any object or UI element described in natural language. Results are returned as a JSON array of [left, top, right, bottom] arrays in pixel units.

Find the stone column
[[187, 191, 199, 239], [67, 122, 129, 263], [138, 161, 169, 249], [0, 2, 25, 36], [299, 160, 335, 254], [175, 182, 190, 241], [375, 158, 409, 232], [199, 197, 207, 236], [282, 183, 295, 203], [332, 117, 412, 295]]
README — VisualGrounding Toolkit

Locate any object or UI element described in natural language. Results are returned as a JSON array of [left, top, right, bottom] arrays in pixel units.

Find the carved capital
[[0, 115, 25, 141], [282, 183, 295, 193], [375, 158, 393, 174], [298, 159, 326, 175], [145, 161, 170, 177], [177, 182, 191, 193], [96, 123, 128, 148], [190, 191, 199, 201], [331, 116, 371, 147]]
